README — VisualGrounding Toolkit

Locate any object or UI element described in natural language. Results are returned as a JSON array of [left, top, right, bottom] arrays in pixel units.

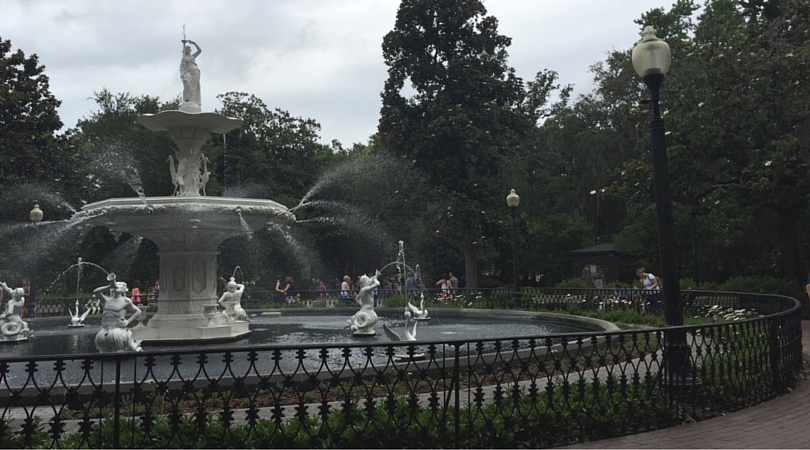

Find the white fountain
[[81, 38, 291, 345]]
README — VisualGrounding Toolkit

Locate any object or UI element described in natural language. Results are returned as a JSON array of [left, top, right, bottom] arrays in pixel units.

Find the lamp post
[[685, 198, 699, 288], [632, 26, 700, 393], [29, 203, 43, 318], [506, 189, 521, 310]]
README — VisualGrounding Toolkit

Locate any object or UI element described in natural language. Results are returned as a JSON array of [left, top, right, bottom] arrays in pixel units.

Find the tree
[[76, 90, 178, 202], [378, 0, 536, 288], [607, 0, 810, 282], [0, 37, 63, 184], [213, 92, 330, 207]]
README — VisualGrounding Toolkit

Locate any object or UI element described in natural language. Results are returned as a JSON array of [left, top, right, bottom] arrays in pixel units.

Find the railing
[[0, 290, 802, 448]]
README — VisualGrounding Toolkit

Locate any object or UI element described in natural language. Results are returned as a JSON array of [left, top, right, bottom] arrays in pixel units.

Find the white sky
[[1, 0, 663, 146]]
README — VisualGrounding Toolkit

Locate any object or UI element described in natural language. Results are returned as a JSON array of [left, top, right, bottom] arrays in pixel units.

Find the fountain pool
[[0, 309, 615, 388]]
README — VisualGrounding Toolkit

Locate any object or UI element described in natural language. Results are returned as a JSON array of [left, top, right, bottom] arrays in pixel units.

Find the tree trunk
[[464, 241, 478, 289], [777, 208, 801, 282]]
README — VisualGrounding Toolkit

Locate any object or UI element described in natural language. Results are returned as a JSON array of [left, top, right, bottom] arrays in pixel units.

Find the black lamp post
[[29, 203, 43, 318], [506, 189, 521, 310], [632, 27, 699, 393], [685, 198, 700, 288]]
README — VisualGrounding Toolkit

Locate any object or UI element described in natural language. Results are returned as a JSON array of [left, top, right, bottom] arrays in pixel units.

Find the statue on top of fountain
[[218, 277, 249, 322], [180, 39, 202, 113], [0, 282, 30, 342], [93, 274, 143, 353], [346, 270, 381, 336]]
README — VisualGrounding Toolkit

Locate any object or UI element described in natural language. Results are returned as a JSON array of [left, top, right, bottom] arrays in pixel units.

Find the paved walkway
[[567, 321, 810, 449]]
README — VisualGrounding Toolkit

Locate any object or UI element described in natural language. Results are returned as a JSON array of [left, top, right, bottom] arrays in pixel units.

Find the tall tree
[[0, 37, 63, 184], [378, 0, 534, 288]]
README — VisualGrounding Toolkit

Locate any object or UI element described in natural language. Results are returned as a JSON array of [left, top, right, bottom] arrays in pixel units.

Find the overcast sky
[[1, 0, 664, 146]]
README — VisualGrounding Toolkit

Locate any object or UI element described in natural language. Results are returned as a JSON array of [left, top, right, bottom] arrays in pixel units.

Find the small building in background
[[568, 243, 620, 287]]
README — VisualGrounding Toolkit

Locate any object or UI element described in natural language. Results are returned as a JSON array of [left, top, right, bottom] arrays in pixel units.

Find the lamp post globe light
[[632, 26, 700, 394], [506, 189, 521, 310], [29, 203, 43, 318]]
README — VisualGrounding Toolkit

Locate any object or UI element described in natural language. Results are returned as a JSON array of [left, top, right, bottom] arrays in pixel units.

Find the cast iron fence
[[0, 290, 802, 448]]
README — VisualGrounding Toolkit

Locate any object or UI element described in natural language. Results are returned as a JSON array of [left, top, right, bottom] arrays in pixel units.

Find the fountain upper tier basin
[[135, 110, 242, 134]]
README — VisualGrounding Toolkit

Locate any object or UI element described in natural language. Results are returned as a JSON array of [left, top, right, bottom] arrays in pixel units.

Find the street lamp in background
[[632, 26, 700, 393], [29, 203, 43, 318], [506, 189, 521, 310]]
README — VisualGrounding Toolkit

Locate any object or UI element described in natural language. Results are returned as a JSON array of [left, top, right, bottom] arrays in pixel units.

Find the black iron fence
[[0, 290, 802, 448]]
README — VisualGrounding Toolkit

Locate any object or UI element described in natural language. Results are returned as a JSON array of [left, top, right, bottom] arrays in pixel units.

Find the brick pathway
[[566, 321, 810, 449]]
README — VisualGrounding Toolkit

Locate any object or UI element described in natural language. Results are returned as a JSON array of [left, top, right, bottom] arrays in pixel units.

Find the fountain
[[0, 281, 30, 342], [79, 37, 291, 345]]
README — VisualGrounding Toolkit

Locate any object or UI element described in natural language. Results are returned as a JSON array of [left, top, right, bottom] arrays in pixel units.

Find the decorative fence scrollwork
[[0, 291, 802, 448]]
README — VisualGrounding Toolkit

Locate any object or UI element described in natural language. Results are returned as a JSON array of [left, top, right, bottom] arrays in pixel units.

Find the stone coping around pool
[[27, 307, 620, 335]]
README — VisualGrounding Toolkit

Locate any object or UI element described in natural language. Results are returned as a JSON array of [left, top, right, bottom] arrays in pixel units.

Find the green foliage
[[384, 295, 406, 308], [214, 92, 330, 204], [555, 278, 586, 288], [716, 276, 798, 296], [378, 0, 569, 287], [0, 37, 64, 185]]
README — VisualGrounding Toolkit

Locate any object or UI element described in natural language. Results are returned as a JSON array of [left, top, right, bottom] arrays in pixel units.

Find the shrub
[[384, 295, 406, 308], [555, 278, 586, 288], [716, 276, 798, 296]]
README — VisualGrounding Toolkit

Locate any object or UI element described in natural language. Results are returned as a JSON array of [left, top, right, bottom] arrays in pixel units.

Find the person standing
[[436, 275, 450, 298], [21, 278, 33, 318], [280, 277, 299, 304], [130, 280, 142, 305], [405, 272, 417, 302], [636, 268, 660, 313], [448, 272, 459, 298], [217, 276, 227, 298], [153, 280, 160, 303], [341, 276, 351, 302]]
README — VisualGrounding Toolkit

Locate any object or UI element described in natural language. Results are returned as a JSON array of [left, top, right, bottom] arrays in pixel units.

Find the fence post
[[114, 358, 121, 449], [453, 343, 460, 447], [768, 318, 782, 392]]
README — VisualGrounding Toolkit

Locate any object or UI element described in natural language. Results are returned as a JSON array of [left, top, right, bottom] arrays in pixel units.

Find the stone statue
[[217, 277, 248, 322], [93, 274, 143, 353], [168, 153, 210, 197], [406, 293, 429, 320], [0, 282, 30, 341], [383, 308, 418, 342], [346, 271, 380, 336], [69, 299, 91, 328], [180, 39, 202, 112]]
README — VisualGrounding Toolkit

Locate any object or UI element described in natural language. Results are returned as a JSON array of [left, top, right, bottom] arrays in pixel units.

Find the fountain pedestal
[[83, 197, 288, 343]]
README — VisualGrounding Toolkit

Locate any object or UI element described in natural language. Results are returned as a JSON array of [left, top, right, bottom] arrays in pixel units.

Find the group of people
[[435, 273, 459, 299], [608, 268, 662, 314], [127, 279, 160, 306]]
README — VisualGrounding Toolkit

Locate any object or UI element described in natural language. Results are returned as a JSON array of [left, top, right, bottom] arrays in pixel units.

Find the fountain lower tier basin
[[79, 196, 290, 343], [80, 196, 291, 249], [0, 309, 616, 388]]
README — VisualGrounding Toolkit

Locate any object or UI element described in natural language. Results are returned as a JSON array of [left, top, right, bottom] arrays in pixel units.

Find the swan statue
[[406, 294, 430, 320], [68, 300, 91, 327], [383, 309, 418, 342]]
